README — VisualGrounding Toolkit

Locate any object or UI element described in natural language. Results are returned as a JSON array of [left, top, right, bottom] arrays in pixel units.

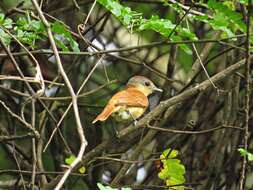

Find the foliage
[[52, 22, 80, 52], [97, 183, 131, 190], [98, 0, 250, 54], [0, 12, 79, 51], [0, 13, 12, 44], [97, 0, 197, 54], [163, 0, 246, 38], [238, 148, 253, 162], [65, 155, 86, 174], [158, 149, 186, 190]]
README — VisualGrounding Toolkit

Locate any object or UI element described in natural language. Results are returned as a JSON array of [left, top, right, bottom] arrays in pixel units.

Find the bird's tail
[[92, 104, 114, 124]]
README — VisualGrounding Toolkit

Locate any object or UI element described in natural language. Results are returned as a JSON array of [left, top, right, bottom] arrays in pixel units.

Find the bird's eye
[[144, 81, 150, 86]]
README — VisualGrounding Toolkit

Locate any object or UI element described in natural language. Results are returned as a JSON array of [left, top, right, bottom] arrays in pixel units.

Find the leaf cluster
[[158, 149, 186, 190], [0, 12, 79, 51]]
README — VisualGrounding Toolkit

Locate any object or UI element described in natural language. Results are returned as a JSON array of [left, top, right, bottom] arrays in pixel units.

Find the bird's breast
[[111, 106, 146, 122]]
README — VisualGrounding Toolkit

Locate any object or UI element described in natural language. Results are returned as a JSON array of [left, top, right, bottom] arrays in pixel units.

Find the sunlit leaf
[[158, 148, 186, 190], [65, 155, 86, 174], [238, 148, 253, 161]]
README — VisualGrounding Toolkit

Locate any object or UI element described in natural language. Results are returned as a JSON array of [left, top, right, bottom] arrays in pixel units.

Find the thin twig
[[0, 133, 34, 142], [43, 55, 104, 152], [31, 1, 88, 189], [0, 100, 39, 138], [83, 0, 97, 27], [0, 75, 63, 86], [72, 0, 80, 9], [1, 26, 45, 96], [146, 124, 243, 134], [239, 1, 251, 189], [0, 169, 87, 176], [186, 19, 219, 93], [31, 99, 36, 190]]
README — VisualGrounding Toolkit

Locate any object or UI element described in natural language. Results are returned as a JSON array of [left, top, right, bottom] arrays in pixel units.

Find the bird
[[92, 75, 163, 124]]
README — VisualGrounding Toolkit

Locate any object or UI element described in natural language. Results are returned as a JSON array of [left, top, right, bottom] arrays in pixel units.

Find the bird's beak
[[153, 86, 163, 92]]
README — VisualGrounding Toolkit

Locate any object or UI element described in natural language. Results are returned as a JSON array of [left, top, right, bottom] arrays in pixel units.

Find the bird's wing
[[92, 89, 148, 124], [92, 103, 114, 124], [113, 88, 149, 108]]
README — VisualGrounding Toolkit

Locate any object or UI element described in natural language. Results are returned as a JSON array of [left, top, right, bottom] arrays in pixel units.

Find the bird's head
[[126, 76, 163, 96]]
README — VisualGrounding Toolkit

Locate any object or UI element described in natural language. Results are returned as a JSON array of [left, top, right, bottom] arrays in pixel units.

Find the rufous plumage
[[92, 76, 162, 123]]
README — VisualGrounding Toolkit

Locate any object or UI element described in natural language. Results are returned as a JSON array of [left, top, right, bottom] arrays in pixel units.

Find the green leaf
[[54, 37, 69, 51], [65, 155, 76, 165], [0, 14, 4, 23], [171, 35, 192, 55], [97, 183, 132, 190], [98, 0, 197, 53], [208, 0, 246, 33], [3, 18, 12, 29], [16, 17, 28, 28], [97, 183, 118, 190], [158, 148, 186, 189], [14, 16, 45, 47], [78, 166, 86, 174], [165, 159, 185, 178], [69, 38, 80, 53], [52, 22, 80, 52], [16, 31, 41, 47], [29, 20, 45, 32], [238, 148, 253, 161], [238, 0, 248, 5], [0, 28, 11, 45], [139, 16, 176, 37], [161, 148, 179, 159], [65, 155, 86, 174], [166, 176, 185, 190]]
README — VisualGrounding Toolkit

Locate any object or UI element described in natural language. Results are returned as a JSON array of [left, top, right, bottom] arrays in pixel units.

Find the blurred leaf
[[52, 22, 80, 52], [0, 28, 11, 44], [139, 15, 197, 41], [54, 37, 69, 51], [0, 14, 13, 29], [65, 155, 86, 174], [65, 155, 76, 165], [3, 18, 12, 29], [171, 35, 192, 55], [97, 183, 132, 190], [97, 183, 118, 190], [0, 14, 4, 23], [238, 0, 248, 5], [78, 166, 86, 174], [238, 148, 253, 161]]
